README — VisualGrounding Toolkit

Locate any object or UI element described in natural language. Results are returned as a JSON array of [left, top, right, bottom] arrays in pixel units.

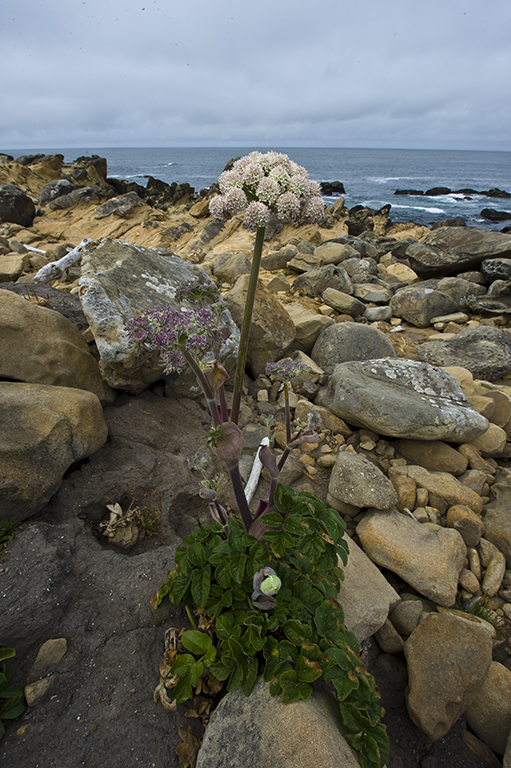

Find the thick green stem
[[231, 226, 266, 425]]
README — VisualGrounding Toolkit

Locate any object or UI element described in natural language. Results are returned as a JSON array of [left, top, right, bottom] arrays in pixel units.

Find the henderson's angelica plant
[[126, 151, 388, 768]]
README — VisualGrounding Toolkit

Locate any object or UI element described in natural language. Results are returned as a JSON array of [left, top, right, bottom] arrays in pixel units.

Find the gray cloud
[[2, 0, 510, 150]]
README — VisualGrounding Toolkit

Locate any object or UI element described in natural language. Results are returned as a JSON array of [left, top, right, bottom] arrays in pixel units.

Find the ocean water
[[4, 146, 511, 231]]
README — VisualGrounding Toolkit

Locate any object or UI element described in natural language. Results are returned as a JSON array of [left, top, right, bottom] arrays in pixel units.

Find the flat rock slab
[[406, 227, 511, 275], [417, 325, 511, 382], [317, 358, 489, 442]]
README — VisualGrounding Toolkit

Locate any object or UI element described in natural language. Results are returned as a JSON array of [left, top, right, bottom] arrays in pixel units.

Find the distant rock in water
[[481, 208, 511, 222], [395, 186, 511, 200], [320, 181, 345, 196]]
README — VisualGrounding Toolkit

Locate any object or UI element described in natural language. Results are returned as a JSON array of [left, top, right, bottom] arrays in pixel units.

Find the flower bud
[[260, 574, 282, 596]]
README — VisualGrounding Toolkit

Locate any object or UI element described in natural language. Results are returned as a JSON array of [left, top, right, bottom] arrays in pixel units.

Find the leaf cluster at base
[[156, 485, 389, 768]]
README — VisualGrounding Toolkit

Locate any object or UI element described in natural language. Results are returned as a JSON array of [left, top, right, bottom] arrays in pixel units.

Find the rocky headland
[[2, 152, 511, 768]]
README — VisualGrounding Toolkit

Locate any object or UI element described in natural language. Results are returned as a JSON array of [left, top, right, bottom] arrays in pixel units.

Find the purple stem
[[218, 384, 230, 423], [227, 464, 253, 533], [183, 349, 220, 426]]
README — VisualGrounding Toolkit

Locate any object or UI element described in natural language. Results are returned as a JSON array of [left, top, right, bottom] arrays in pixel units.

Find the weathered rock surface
[[291, 263, 353, 298], [328, 451, 398, 511], [317, 358, 489, 441], [418, 325, 511, 381], [0, 183, 36, 226], [394, 438, 468, 475], [0, 383, 108, 521], [390, 281, 459, 327], [357, 509, 466, 606], [311, 322, 396, 374], [465, 662, 511, 755], [0, 288, 114, 403], [79, 238, 240, 393], [405, 227, 511, 275], [404, 613, 493, 740], [389, 464, 484, 513], [196, 676, 360, 768], [482, 467, 511, 566]]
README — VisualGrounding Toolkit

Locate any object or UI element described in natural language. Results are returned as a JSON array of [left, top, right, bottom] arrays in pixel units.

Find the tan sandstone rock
[[465, 662, 511, 755]]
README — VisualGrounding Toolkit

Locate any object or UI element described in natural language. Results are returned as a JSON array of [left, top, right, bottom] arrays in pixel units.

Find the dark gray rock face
[[311, 321, 396, 374], [390, 282, 460, 328], [291, 263, 353, 298], [405, 227, 511, 275], [417, 326, 511, 382], [38, 179, 76, 206], [316, 358, 489, 441], [0, 184, 35, 226], [0, 519, 192, 768]]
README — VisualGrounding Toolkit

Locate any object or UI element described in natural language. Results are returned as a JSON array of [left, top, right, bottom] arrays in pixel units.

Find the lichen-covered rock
[[78, 238, 240, 393], [418, 325, 511, 382], [317, 358, 489, 442]]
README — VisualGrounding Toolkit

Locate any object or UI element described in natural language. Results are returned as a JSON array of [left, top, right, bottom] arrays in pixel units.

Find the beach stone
[[224, 276, 295, 377], [395, 439, 468, 476], [0, 288, 114, 404], [79, 238, 240, 393], [390, 474, 417, 513], [389, 465, 483, 513], [0, 253, 25, 282], [388, 599, 423, 635], [357, 509, 466, 606], [405, 226, 511, 275], [418, 325, 511, 382], [0, 382, 108, 522], [314, 241, 358, 264], [260, 245, 297, 270], [30, 638, 68, 679], [265, 273, 291, 293], [291, 264, 353, 298], [458, 567, 481, 593], [465, 662, 511, 755], [317, 358, 489, 442], [363, 305, 393, 322], [375, 619, 404, 654], [293, 400, 352, 437], [311, 322, 395, 374], [209, 251, 251, 282], [284, 302, 334, 354], [94, 191, 144, 219], [38, 178, 76, 206], [390, 281, 459, 327], [385, 262, 418, 284], [482, 551, 506, 596], [328, 452, 398, 511], [481, 468, 511, 566], [195, 676, 360, 768], [404, 613, 493, 741], [468, 422, 508, 456], [321, 287, 366, 317], [337, 535, 400, 642], [0, 183, 35, 226], [353, 283, 393, 304]]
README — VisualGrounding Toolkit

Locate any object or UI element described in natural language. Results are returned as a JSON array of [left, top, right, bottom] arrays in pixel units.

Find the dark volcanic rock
[[320, 181, 345, 196], [481, 208, 511, 222], [425, 187, 452, 196], [405, 227, 511, 275], [0, 184, 36, 226], [417, 325, 511, 381]]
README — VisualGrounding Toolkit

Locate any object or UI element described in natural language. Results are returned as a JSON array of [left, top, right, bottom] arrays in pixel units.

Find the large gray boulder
[[291, 263, 353, 298], [417, 325, 511, 382], [311, 322, 396, 374], [390, 281, 459, 327], [78, 238, 240, 393], [0, 382, 108, 522], [317, 358, 489, 442], [405, 227, 511, 275]]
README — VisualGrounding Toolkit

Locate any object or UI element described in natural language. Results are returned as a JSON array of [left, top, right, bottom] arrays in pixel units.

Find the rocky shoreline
[[1, 153, 511, 767]]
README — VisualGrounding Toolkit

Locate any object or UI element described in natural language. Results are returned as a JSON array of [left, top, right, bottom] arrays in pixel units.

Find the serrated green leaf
[[168, 574, 191, 604], [181, 630, 213, 656], [229, 551, 247, 583], [173, 673, 193, 703], [188, 542, 207, 567], [214, 560, 232, 589], [240, 656, 258, 697], [259, 511, 285, 528], [190, 660, 204, 687], [170, 653, 196, 677]]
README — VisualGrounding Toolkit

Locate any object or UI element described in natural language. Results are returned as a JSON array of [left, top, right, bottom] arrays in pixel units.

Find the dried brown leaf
[[175, 726, 201, 768]]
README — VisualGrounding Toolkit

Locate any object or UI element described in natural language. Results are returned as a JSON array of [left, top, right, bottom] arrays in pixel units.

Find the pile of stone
[[2, 153, 511, 767]]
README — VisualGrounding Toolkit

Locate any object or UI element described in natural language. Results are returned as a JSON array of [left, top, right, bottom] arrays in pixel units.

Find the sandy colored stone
[[468, 423, 508, 457], [394, 439, 468, 476], [465, 662, 511, 755], [389, 465, 483, 513], [404, 613, 493, 741], [357, 508, 466, 607]]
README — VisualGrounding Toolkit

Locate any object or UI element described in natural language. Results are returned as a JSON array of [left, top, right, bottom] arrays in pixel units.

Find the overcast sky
[[2, 0, 510, 151]]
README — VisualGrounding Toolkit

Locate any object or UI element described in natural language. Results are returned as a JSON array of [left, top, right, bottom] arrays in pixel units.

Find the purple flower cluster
[[210, 151, 325, 231], [125, 305, 218, 373]]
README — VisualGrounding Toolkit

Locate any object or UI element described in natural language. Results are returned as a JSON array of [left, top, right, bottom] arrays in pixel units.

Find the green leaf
[[295, 654, 322, 683], [229, 551, 248, 583], [215, 560, 232, 589], [188, 542, 207, 567], [0, 683, 24, 699], [170, 653, 196, 677], [168, 573, 191, 604], [0, 694, 26, 720], [282, 619, 305, 645], [173, 673, 193, 703], [0, 649, 15, 663], [259, 512, 285, 528], [181, 630, 213, 656], [190, 661, 204, 687], [190, 564, 211, 607]]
